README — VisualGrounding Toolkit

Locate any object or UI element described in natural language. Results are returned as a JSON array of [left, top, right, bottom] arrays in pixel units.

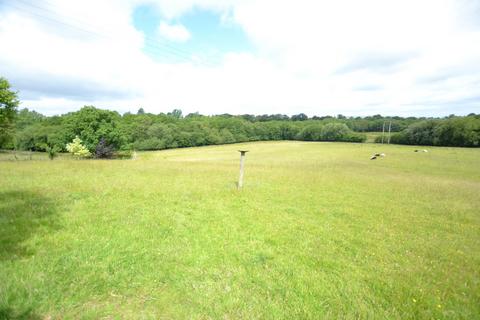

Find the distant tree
[[168, 109, 183, 119], [6, 102, 478, 151], [62, 106, 122, 152], [137, 108, 145, 115], [297, 124, 323, 140], [185, 112, 201, 118], [321, 123, 350, 141], [0, 77, 20, 148], [291, 113, 308, 121]]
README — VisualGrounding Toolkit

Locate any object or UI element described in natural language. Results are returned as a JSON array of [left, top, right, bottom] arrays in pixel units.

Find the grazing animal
[[414, 149, 428, 153], [370, 155, 377, 160], [380, 153, 385, 157]]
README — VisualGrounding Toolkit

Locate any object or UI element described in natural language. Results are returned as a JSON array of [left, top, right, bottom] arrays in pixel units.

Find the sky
[[0, 0, 479, 117]]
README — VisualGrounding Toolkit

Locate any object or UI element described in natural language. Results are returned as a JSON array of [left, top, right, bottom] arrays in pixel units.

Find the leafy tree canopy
[[0, 77, 19, 147]]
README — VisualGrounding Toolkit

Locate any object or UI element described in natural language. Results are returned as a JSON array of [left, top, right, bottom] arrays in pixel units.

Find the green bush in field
[[45, 145, 60, 160], [320, 123, 351, 141], [66, 136, 91, 158], [95, 138, 115, 159]]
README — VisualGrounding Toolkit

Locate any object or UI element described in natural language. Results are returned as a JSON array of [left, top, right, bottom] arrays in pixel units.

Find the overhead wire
[[3, 0, 218, 68]]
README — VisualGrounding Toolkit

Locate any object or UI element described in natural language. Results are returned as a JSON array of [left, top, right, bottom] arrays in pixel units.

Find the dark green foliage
[[5, 106, 479, 152], [379, 116, 480, 147], [296, 123, 366, 142], [62, 106, 123, 152], [95, 137, 115, 159], [0, 77, 19, 148], [291, 113, 308, 121]]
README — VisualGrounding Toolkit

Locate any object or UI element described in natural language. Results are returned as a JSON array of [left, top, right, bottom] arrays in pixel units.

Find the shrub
[[342, 132, 367, 143], [95, 138, 114, 159], [45, 145, 60, 160], [114, 150, 133, 159], [297, 124, 323, 141], [133, 138, 166, 150], [320, 123, 350, 141], [66, 136, 91, 158]]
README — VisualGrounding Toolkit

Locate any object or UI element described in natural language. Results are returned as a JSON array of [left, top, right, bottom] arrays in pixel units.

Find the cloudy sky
[[0, 0, 479, 116]]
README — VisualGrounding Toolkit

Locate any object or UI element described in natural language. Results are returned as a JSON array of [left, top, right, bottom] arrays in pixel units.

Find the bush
[[342, 132, 367, 143], [95, 138, 114, 159], [320, 123, 351, 141], [297, 124, 323, 141], [133, 138, 166, 150], [114, 150, 133, 159], [45, 145, 60, 160], [66, 136, 91, 158]]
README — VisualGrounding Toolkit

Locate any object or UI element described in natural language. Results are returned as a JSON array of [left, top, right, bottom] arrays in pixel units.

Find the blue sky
[[132, 4, 252, 65], [0, 0, 478, 116]]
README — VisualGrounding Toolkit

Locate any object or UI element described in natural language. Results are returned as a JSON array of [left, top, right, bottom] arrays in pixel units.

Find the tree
[[321, 123, 350, 141], [137, 108, 145, 115], [168, 109, 183, 119], [66, 136, 91, 157], [0, 77, 20, 147], [291, 113, 308, 121], [62, 106, 122, 152]]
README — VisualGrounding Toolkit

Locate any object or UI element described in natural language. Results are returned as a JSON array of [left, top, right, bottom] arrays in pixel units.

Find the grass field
[[365, 132, 383, 143], [1, 141, 479, 319]]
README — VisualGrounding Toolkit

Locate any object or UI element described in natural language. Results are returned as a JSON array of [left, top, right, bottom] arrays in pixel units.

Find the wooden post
[[238, 150, 248, 189], [381, 121, 386, 144], [387, 121, 392, 144]]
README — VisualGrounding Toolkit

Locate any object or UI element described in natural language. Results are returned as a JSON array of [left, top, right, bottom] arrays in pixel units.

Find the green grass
[[365, 132, 383, 143], [1, 141, 479, 319]]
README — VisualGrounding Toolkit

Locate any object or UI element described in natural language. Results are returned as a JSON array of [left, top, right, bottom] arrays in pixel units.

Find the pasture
[[1, 141, 479, 319]]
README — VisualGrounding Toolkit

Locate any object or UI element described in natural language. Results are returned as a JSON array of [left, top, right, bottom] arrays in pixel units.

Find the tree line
[[378, 116, 480, 147], [1, 77, 478, 155]]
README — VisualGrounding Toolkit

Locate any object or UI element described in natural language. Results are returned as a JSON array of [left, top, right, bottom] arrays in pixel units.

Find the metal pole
[[238, 150, 248, 189], [381, 121, 386, 144], [387, 121, 392, 144]]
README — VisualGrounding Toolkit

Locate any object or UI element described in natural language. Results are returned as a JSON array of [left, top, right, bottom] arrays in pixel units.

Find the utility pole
[[238, 150, 248, 189], [381, 121, 386, 144], [387, 121, 392, 144]]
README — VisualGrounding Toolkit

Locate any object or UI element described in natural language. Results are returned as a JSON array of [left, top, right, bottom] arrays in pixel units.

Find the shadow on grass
[[0, 191, 61, 261], [0, 307, 43, 320]]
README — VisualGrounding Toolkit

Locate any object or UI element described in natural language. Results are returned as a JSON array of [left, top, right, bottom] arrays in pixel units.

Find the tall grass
[[1, 141, 479, 319]]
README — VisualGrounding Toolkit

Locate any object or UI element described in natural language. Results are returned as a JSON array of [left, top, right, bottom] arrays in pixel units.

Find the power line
[[10, 0, 214, 66], [13, 0, 209, 64], [4, 0, 218, 67]]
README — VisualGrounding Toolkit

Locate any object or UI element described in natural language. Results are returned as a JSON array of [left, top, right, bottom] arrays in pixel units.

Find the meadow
[[1, 141, 479, 319]]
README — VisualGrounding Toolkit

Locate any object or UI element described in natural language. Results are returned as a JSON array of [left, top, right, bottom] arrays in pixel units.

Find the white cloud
[[158, 21, 191, 42], [0, 0, 479, 116]]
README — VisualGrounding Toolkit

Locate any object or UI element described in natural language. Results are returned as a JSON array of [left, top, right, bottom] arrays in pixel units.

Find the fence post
[[238, 150, 248, 189]]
